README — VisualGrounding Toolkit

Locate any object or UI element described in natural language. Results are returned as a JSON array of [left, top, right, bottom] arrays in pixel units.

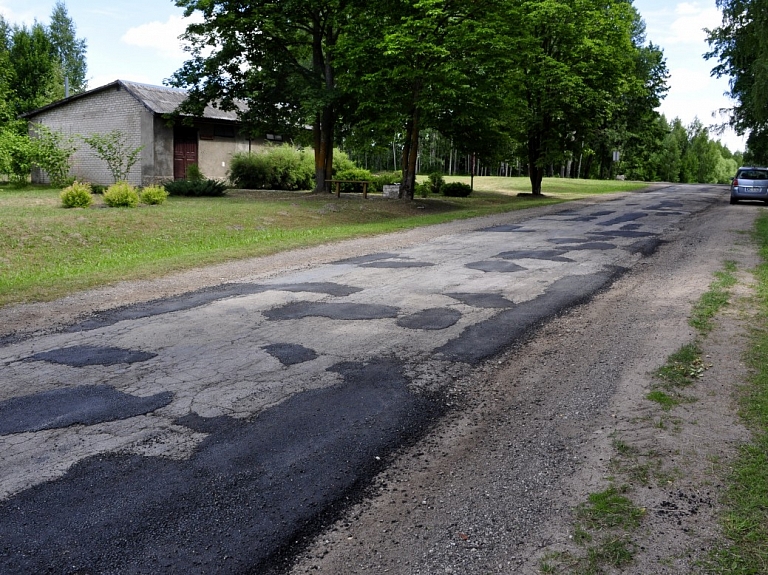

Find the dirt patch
[[285, 199, 758, 574]]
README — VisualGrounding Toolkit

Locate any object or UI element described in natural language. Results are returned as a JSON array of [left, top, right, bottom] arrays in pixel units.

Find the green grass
[[690, 260, 738, 333], [710, 213, 768, 574], [576, 485, 645, 531], [0, 177, 647, 306]]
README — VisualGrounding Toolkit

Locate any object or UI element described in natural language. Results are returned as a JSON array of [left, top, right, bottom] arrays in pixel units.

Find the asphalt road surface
[[0, 184, 729, 573]]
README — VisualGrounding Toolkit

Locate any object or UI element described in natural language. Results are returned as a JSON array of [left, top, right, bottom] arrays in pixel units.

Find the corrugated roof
[[21, 80, 244, 122]]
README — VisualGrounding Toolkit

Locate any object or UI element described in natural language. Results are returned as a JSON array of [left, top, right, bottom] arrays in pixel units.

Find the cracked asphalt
[[0, 185, 723, 573]]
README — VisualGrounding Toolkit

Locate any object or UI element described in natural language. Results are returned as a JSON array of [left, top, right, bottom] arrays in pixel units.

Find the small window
[[214, 124, 236, 138]]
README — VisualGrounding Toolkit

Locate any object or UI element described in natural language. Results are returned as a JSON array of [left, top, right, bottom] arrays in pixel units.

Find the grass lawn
[[0, 177, 648, 306]]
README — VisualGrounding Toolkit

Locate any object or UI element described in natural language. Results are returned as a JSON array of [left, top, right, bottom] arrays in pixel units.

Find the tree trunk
[[527, 134, 544, 196], [400, 106, 420, 200], [313, 114, 326, 194]]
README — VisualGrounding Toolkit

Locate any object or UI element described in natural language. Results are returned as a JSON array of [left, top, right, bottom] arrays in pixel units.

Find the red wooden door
[[173, 127, 198, 180]]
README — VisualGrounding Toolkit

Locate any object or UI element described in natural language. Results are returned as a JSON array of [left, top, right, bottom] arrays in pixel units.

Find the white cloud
[[121, 13, 202, 60], [663, 3, 721, 44]]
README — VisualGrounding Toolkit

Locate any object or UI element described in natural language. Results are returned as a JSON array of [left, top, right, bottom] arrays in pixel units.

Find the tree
[[171, 0, 354, 194], [82, 130, 143, 183], [502, 0, 645, 193], [7, 22, 62, 120], [707, 0, 768, 162], [339, 0, 509, 199], [49, 1, 88, 95]]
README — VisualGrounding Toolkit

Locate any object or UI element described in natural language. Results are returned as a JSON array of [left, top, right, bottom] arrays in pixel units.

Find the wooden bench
[[327, 179, 371, 199]]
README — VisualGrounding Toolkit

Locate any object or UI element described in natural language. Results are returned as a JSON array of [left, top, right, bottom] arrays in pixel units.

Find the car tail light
[[733, 179, 739, 186]]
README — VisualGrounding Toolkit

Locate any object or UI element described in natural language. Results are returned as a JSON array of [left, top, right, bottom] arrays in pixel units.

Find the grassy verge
[[0, 177, 646, 306], [710, 213, 768, 573]]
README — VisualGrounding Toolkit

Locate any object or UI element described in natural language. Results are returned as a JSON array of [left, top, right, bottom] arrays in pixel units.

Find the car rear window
[[738, 170, 768, 180]]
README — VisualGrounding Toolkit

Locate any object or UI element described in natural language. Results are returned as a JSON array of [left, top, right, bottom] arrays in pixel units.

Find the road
[[0, 184, 738, 573]]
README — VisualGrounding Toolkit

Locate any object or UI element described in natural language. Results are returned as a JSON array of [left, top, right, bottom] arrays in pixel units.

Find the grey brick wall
[[30, 84, 146, 186]]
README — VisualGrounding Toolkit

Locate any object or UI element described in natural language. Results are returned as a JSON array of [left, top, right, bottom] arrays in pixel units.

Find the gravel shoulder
[[284, 192, 758, 574]]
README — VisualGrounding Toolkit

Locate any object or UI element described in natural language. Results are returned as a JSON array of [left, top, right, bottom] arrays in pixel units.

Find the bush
[[164, 178, 228, 197], [30, 125, 77, 187], [60, 181, 93, 208], [140, 185, 169, 205], [229, 145, 314, 190], [103, 181, 140, 207], [185, 163, 204, 182], [334, 167, 373, 193], [370, 171, 401, 193], [416, 181, 430, 198], [441, 182, 472, 197], [428, 172, 445, 194]]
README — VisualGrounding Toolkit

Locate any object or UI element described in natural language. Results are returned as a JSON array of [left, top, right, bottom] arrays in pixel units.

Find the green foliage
[[59, 181, 92, 208], [334, 167, 373, 193], [428, 172, 445, 194], [185, 163, 204, 182], [30, 124, 77, 186], [48, 1, 87, 95], [164, 178, 227, 197], [103, 181, 139, 208], [139, 185, 169, 205], [370, 171, 401, 192], [0, 128, 34, 183], [82, 130, 143, 183], [441, 182, 472, 197], [229, 146, 314, 190]]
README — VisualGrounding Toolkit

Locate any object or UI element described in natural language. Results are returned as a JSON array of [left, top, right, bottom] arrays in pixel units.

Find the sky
[[0, 0, 747, 153]]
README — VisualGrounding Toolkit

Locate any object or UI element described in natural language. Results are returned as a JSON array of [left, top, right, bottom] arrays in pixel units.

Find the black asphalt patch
[[62, 283, 363, 333], [590, 230, 655, 239], [397, 308, 463, 330], [495, 249, 574, 262], [263, 343, 318, 366], [562, 242, 617, 251], [360, 261, 435, 269], [331, 253, 400, 265], [0, 385, 173, 435], [264, 301, 400, 321], [25, 345, 157, 367], [478, 224, 535, 232], [445, 293, 516, 308], [598, 212, 648, 226], [436, 267, 627, 364], [548, 238, 596, 245], [466, 261, 527, 273], [0, 360, 441, 574], [625, 237, 664, 256], [646, 201, 684, 210]]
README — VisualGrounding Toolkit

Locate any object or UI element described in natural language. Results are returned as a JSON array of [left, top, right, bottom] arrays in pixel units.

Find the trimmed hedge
[[103, 181, 140, 207], [229, 145, 314, 190], [60, 181, 93, 208]]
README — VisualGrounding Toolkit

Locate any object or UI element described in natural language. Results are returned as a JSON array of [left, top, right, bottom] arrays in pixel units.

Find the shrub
[[139, 185, 169, 205], [103, 181, 140, 207], [334, 167, 373, 193], [90, 184, 108, 194], [416, 181, 430, 198], [60, 181, 93, 208], [441, 182, 472, 197], [82, 130, 143, 183], [185, 163, 204, 182], [332, 149, 357, 173], [428, 172, 445, 194], [164, 178, 228, 197], [229, 145, 314, 190], [370, 171, 401, 193], [30, 125, 77, 187]]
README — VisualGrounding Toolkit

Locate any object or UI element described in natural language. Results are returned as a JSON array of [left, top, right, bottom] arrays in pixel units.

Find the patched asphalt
[[0, 185, 723, 573]]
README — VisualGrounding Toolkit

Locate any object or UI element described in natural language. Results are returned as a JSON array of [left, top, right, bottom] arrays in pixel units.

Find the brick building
[[22, 80, 265, 186]]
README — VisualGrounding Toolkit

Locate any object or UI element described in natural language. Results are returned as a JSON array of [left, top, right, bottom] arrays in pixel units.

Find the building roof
[[20, 80, 243, 122]]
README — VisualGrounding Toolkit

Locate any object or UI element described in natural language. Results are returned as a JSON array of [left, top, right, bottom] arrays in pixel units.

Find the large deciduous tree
[[171, 0, 353, 193], [707, 0, 768, 163], [339, 0, 508, 199], [503, 0, 645, 194]]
